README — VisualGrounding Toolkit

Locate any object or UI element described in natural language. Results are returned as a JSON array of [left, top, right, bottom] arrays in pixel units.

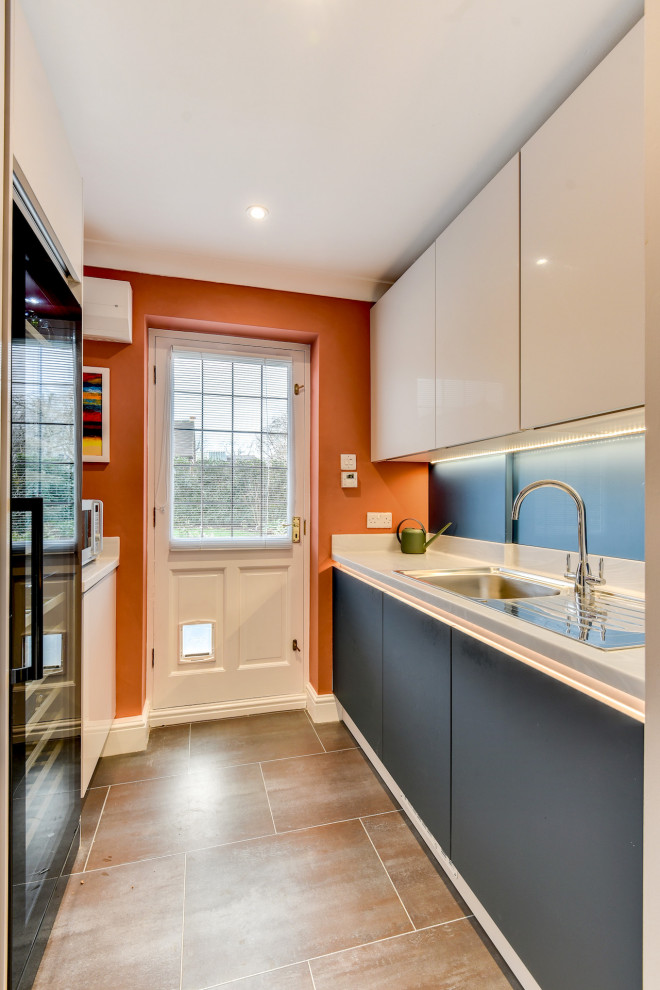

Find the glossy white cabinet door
[[435, 156, 520, 447], [521, 21, 644, 429], [81, 572, 116, 794], [371, 243, 435, 461], [13, 5, 84, 282]]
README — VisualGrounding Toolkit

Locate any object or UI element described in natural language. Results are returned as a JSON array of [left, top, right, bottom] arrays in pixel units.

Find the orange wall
[[82, 268, 428, 716]]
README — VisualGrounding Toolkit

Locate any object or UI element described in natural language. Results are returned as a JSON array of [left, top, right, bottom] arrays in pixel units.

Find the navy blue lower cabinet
[[382, 595, 451, 852], [332, 568, 383, 756], [451, 629, 643, 990]]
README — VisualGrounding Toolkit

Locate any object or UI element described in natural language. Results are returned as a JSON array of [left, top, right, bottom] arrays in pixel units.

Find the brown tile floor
[[33, 710, 523, 990]]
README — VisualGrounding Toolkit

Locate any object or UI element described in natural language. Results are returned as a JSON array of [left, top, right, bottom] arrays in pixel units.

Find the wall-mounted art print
[[82, 366, 110, 462]]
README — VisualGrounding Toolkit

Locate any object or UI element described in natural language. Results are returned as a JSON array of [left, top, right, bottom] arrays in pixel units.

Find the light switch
[[341, 471, 358, 488], [340, 454, 357, 471]]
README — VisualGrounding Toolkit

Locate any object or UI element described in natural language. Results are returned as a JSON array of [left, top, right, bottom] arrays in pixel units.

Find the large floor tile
[[182, 819, 412, 988], [86, 763, 274, 870], [189, 711, 323, 770], [90, 723, 190, 787], [309, 919, 523, 990], [362, 812, 469, 928], [262, 749, 397, 831], [209, 962, 314, 989], [311, 720, 358, 753], [32, 855, 185, 990], [63, 785, 109, 874]]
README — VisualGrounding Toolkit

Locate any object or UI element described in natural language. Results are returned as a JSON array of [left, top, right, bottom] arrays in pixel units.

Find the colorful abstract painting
[[82, 366, 110, 462]]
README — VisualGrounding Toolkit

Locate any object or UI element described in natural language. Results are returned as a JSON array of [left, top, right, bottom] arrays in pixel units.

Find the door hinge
[[152, 648, 155, 668], [304, 519, 307, 536], [153, 506, 156, 527], [153, 366, 157, 384], [292, 639, 301, 653]]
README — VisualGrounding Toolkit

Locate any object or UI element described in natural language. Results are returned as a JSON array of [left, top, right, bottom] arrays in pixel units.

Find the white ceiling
[[21, 0, 643, 301]]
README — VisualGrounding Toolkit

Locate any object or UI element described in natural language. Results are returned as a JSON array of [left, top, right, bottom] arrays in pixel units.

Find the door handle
[[10, 497, 44, 684], [292, 516, 301, 544]]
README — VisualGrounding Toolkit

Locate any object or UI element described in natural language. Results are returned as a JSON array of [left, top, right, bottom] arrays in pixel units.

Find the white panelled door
[[151, 332, 308, 714]]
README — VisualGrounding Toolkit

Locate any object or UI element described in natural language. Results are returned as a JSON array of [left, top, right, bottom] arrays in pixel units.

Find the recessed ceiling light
[[246, 205, 269, 221], [536, 257, 549, 266]]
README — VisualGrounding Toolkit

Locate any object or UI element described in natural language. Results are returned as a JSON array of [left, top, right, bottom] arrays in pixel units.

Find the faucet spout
[[511, 479, 592, 597]]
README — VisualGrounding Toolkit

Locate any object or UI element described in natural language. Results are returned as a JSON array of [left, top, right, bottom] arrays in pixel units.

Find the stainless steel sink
[[396, 566, 568, 601], [395, 565, 644, 650]]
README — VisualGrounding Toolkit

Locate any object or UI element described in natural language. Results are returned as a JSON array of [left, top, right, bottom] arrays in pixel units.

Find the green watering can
[[396, 519, 452, 554]]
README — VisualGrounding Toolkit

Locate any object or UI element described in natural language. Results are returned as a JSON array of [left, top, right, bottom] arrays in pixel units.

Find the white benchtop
[[332, 534, 645, 715], [82, 536, 120, 594]]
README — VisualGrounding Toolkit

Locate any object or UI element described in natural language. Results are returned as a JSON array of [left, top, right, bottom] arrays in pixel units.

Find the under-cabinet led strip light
[[430, 425, 645, 464]]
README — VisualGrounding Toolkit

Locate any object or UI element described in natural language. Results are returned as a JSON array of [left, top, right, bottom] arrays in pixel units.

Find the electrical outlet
[[367, 512, 392, 528], [340, 453, 356, 470]]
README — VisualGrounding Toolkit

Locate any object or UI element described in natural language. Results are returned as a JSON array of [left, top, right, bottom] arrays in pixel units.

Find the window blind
[[170, 348, 293, 548]]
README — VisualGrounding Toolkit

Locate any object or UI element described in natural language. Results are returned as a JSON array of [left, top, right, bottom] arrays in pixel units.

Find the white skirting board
[[148, 686, 341, 728], [340, 710, 544, 990], [101, 701, 151, 756], [149, 693, 307, 728], [103, 687, 341, 753], [305, 683, 342, 722]]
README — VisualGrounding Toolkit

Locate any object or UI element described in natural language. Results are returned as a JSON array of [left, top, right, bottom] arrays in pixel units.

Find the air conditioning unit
[[83, 276, 132, 343]]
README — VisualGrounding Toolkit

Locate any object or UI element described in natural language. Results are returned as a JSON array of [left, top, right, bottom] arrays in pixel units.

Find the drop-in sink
[[393, 566, 644, 650], [396, 566, 567, 601]]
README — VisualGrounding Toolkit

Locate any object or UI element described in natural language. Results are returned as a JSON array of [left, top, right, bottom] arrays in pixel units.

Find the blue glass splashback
[[429, 435, 644, 561], [428, 454, 509, 544]]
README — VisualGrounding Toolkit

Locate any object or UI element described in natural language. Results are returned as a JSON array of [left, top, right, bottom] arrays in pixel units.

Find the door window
[[169, 348, 292, 548]]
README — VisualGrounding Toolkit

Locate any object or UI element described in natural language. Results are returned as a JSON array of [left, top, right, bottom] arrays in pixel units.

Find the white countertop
[[82, 536, 120, 594], [332, 534, 645, 714]]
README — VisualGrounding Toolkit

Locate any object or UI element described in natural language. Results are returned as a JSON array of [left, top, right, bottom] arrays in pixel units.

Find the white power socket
[[367, 512, 392, 529]]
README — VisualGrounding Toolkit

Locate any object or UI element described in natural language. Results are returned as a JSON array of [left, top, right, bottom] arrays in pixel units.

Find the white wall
[[644, 2, 660, 985]]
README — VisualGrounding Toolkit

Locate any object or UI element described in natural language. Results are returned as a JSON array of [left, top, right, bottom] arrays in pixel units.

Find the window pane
[[263, 363, 288, 398], [234, 396, 261, 432], [233, 465, 262, 536], [173, 354, 202, 392], [203, 395, 232, 431], [201, 431, 231, 462], [173, 391, 202, 425], [233, 362, 262, 396], [202, 357, 232, 395], [202, 460, 232, 538], [173, 463, 202, 538], [263, 397, 288, 431], [173, 427, 201, 462]]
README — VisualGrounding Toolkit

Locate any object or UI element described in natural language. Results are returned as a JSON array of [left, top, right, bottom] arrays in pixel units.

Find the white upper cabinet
[[371, 244, 436, 461], [520, 21, 644, 429], [12, 5, 83, 282], [435, 155, 520, 447]]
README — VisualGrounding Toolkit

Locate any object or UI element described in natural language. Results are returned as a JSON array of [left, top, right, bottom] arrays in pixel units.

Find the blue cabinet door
[[382, 595, 451, 852], [451, 629, 643, 990], [332, 569, 383, 756]]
